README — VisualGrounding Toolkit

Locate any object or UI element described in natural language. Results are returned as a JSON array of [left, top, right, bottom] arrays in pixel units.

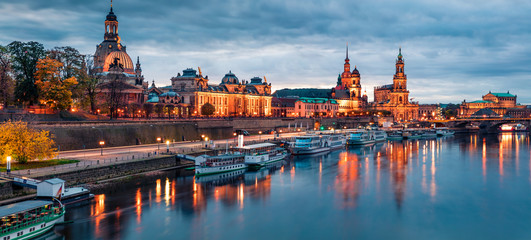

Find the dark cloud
[[1, 0, 530, 103]]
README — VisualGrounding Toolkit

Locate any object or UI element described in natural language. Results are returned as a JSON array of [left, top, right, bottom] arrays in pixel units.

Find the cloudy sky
[[1, 0, 530, 104]]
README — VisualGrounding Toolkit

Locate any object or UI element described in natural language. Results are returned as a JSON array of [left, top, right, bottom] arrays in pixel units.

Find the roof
[[470, 100, 493, 103], [43, 178, 64, 185], [471, 108, 497, 116], [160, 91, 179, 97], [297, 97, 338, 104], [0, 200, 53, 217], [273, 88, 331, 98], [236, 143, 277, 149], [491, 92, 516, 97]]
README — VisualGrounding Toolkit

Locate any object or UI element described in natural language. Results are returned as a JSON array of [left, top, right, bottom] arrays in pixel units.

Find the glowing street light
[[258, 131, 262, 141], [166, 140, 170, 153], [99, 141, 105, 156], [157, 137, 162, 150], [6, 156, 11, 174]]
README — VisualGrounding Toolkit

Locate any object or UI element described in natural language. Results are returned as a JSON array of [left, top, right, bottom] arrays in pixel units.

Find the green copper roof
[[491, 92, 516, 97], [297, 97, 337, 104], [470, 100, 493, 103]]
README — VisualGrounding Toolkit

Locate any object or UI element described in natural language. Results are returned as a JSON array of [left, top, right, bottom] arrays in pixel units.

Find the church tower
[[340, 44, 353, 89], [350, 66, 361, 99], [104, 2, 119, 42], [390, 48, 410, 104]]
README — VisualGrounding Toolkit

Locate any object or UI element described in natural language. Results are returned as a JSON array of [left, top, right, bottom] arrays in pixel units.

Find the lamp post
[[258, 131, 262, 141], [6, 156, 11, 174], [157, 137, 162, 150], [99, 141, 105, 156], [166, 140, 170, 153]]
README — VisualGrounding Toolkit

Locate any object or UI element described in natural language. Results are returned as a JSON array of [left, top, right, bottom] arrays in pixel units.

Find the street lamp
[[157, 137, 162, 150], [99, 141, 105, 156], [6, 156, 11, 174], [258, 131, 262, 141], [166, 140, 170, 153]]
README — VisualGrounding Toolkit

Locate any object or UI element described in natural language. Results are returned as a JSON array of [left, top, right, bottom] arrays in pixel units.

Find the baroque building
[[372, 49, 418, 121], [459, 91, 528, 118], [93, 3, 148, 109], [162, 68, 272, 117]]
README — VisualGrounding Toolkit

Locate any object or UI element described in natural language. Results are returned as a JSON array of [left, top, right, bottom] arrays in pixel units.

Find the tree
[[0, 121, 56, 163], [201, 103, 215, 116], [165, 104, 175, 120], [155, 103, 165, 118], [8, 41, 46, 105], [78, 55, 101, 113], [0, 45, 14, 105], [129, 103, 141, 119], [34, 57, 78, 110], [101, 74, 127, 119], [47, 46, 85, 107], [143, 103, 154, 119]]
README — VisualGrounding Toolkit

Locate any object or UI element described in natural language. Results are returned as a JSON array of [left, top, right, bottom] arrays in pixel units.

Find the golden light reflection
[[165, 178, 170, 206], [334, 151, 360, 209], [92, 194, 105, 237], [156, 179, 161, 203], [136, 188, 142, 224], [482, 139, 487, 178]]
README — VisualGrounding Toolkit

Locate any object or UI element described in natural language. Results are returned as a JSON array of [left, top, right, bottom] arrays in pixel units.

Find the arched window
[[399, 96, 403, 103]]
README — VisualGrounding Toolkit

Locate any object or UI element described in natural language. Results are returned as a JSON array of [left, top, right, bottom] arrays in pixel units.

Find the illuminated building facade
[[459, 91, 528, 118], [168, 69, 272, 117], [294, 97, 339, 118], [372, 48, 418, 121], [93, 4, 148, 107]]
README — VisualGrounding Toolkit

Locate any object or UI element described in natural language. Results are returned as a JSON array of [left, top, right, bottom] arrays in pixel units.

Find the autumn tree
[[0, 45, 14, 105], [8, 41, 46, 105], [0, 121, 56, 163], [201, 103, 215, 116], [47, 46, 85, 107], [34, 57, 78, 110]]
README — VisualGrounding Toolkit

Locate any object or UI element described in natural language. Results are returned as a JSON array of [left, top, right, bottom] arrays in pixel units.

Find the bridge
[[428, 118, 531, 132]]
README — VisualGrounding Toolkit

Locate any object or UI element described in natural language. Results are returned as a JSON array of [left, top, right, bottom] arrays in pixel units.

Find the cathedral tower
[[340, 44, 353, 89], [390, 48, 410, 104]]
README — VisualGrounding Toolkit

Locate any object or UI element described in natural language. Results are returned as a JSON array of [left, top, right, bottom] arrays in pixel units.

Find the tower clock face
[[108, 45, 112, 49]]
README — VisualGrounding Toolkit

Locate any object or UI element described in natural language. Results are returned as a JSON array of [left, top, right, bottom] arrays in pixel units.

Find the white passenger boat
[[347, 130, 387, 145], [387, 131, 404, 140], [236, 143, 289, 168], [435, 127, 455, 136], [421, 129, 438, 138], [194, 154, 247, 175], [406, 130, 423, 139], [290, 134, 346, 155], [1, 199, 65, 240]]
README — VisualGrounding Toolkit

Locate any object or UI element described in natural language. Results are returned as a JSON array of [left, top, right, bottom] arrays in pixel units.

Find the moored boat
[[386, 131, 404, 140], [194, 154, 247, 175], [347, 130, 374, 145], [236, 143, 289, 168], [290, 134, 346, 155], [1, 199, 65, 240], [435, 127, 455, 136], [421, 129, 438, 138]]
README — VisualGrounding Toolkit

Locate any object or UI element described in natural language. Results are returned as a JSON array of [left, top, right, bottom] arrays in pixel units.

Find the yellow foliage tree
[[35, 57, 78, 110], [0, 121, 57, 163]]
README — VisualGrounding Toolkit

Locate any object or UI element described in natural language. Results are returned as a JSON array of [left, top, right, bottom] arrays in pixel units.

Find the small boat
[[435, 127, 455, 136], [61, 187, 94, 205], [372, 130, 388, 142], [290, 134, 346, 155], [500, 123, 528, 132], [421, 130, 438, 138], [0, 199, 65, 240], [406, 130, 423, 139], [236, 143, 289, 168], [194, 154, 247, 175]]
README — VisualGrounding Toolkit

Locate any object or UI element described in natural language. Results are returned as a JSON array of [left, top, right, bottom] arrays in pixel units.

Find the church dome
[[352, 66, 360, 76], [221, 71, 239, 84], [106, 8, 117, 21], [103, 51, 134, 74]]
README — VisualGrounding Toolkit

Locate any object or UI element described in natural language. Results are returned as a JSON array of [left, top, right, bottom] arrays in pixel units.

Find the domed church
[[93, 2, 146, 88]]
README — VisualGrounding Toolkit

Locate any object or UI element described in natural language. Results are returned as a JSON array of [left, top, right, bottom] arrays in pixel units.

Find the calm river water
[[42, 133, 531, 240]]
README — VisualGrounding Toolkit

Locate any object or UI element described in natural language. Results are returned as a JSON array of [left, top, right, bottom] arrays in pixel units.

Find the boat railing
[[0, 209, 57, 235]]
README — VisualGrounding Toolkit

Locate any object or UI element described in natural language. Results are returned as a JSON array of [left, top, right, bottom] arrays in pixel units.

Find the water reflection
[[58, 133, 531, 240]]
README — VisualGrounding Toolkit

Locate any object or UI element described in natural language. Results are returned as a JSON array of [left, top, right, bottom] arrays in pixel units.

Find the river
[[40, 133, 531, 239]]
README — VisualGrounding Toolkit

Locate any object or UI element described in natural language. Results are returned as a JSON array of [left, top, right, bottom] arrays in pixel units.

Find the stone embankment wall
[[34, 155, 189, 185], [0, 182, 12, 196], [31, 117, 371, 150]]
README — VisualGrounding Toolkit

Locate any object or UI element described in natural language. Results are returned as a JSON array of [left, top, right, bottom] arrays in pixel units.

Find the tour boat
[[194, 154, 247, 176], [405, 130, 423, 139], [235, 143, 289, 168], [347, 130, 387, 145], [500, 123, 528, 132], [290, 134, 346, 155], [386, 131, 404, 140], [0, 199, 65, 240], [435, 127, 455, 136], [421, 130, 438, 138]]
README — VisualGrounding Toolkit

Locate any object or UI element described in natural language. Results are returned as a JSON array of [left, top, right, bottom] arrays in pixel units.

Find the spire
[[136, 56, 140, 65], [346, 42, 349, 60], [398, 47, 403, 59]]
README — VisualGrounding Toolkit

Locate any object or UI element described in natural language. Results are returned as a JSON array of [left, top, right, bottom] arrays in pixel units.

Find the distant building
[[459, 91, 528, 118], [372, 48, 418, 121], [418, 104, 442, 120], [294, 97, 339, 118], [272, 97, 297, 117]]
